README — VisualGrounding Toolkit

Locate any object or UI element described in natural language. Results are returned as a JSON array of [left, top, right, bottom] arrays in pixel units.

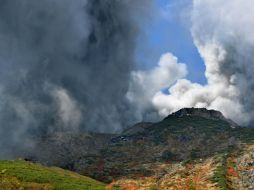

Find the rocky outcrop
[[170, 108, 239, 128], [237, 147, 254, 189], [171, 108, 225, 119]]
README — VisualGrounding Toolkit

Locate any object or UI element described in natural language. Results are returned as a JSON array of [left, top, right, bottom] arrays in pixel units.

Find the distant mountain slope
[[28, 108, 254, 189], [0, 160, 109, 190], [77, 108, 254, 186], [31, 131, 115, 171]]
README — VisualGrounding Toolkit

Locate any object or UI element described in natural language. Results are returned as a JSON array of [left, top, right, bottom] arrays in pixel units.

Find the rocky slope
[[29, 108, 254, 189], [108, 144, 254, 190]]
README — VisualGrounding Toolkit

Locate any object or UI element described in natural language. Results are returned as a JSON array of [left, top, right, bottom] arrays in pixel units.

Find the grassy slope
[[0, 160, 107, 190]]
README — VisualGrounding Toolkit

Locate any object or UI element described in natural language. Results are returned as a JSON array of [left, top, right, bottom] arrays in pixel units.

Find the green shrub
[[211, 156, 229, 190], [161, 150, 176, 161], [190, 149, 200, 160]]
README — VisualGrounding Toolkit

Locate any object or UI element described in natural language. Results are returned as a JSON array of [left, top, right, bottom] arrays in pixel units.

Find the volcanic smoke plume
[[151, 0, 254, 126], [0, 0, 151, 158], [2, 0, 254, 159]]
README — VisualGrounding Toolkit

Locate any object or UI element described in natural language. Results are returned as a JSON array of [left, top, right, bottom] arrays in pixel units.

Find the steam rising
[[152, 0, 254, 126], [0, 0, 150, 158], [127, 53, 187, 120], [1, 0, 254, 159]]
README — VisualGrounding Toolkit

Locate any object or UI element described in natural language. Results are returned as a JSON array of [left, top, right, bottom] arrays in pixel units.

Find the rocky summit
[[170, 108, 239, 128], [171, 108, 225, 119], [28, 108, 254, 189]]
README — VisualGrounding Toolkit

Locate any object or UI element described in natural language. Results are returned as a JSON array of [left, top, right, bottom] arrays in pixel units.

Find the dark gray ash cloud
[[0, 0, 152, 158]]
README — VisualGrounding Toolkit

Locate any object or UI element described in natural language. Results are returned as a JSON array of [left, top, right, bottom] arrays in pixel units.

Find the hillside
[[78, 108, 253, 181], [104, 108, 254, 189], [0, 160, 110, 190], [108, 143, 254, 190], [27, 108, 254, 189]]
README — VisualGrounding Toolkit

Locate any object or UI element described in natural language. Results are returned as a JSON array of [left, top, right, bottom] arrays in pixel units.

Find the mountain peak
[[171, 108, 224, 119], [168, 107, 238, 128]]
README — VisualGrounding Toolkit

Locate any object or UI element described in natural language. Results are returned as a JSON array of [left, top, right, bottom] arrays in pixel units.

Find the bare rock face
[[237, 148, 254, 189], [171, 108, 225, 119], [170, 108, 239, 128]]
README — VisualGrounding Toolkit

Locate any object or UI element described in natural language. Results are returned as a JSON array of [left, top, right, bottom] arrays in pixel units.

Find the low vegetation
[[212, 158, 228, 190], [2, 108, 254, 190], [0, 160, 107, 190]]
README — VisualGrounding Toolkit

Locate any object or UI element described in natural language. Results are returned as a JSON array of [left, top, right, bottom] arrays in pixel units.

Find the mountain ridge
[[21, 108, 254, 189]]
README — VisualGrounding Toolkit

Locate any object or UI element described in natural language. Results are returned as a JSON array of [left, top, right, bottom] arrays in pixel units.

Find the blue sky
[[136, 0, 207, 85]]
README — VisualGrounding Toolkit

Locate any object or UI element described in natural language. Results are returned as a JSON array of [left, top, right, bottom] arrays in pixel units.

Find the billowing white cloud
[[152, 0, 254, 126], [127, 53, 187, 120]]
